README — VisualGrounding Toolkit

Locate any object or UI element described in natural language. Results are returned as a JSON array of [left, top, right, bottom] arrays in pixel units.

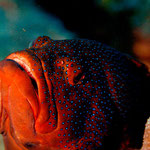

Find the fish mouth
[[5, 58, 39, 120], [6, 51, 57, 134]]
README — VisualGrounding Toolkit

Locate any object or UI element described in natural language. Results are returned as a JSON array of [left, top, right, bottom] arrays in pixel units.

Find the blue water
[[0, 0, 76, 60]]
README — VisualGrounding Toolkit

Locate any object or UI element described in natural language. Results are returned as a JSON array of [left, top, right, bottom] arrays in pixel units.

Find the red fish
[[0, 36, 149, 150]]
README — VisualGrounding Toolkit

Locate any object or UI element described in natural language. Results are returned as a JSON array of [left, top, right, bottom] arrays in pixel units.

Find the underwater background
[[0, 0, 150, 149]]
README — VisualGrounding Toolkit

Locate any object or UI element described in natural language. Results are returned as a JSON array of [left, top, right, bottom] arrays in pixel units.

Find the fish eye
[[73, 72, 85, 84]]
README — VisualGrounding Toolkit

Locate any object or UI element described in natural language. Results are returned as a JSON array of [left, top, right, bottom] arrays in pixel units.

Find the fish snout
[[0, 58, 39, 137], [6, 50, 57, 134], [0, 50, 58, 149]]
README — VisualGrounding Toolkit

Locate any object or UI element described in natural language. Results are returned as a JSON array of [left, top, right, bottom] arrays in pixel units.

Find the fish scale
[[0, 36, 149, 150]]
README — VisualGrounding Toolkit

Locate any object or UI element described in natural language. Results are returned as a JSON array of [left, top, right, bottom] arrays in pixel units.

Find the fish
[[0, 36, 149, 150]]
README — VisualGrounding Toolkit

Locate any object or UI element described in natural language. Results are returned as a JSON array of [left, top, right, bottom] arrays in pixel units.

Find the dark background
[[36, 0, 134, 53]]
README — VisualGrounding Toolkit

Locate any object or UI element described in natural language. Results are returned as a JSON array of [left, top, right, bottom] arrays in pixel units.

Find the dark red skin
[[0, 36, 149, 150]]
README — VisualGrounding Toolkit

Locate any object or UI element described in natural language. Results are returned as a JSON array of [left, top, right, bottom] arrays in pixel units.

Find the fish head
[[0, 36, 92, 150], [0, 36, 149, 150]]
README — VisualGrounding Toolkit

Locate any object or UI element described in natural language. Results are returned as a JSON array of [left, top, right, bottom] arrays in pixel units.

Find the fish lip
[[6, 52, 58, 133], [6, 58, 39, 95], [5, 58, 39, 116], [6, 58, 34, 79]]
